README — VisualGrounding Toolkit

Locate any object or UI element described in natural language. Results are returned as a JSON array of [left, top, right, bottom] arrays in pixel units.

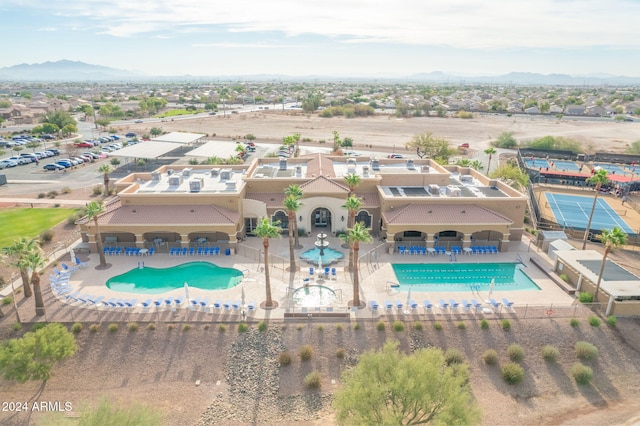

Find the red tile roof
[[99, 204, 240, 226], [383, 204, 512, 225], [245, 192, 286, 207], [300, 175, 349, 194]]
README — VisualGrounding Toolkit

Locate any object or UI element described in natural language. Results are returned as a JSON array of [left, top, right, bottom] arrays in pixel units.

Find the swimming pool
[[392, 262, 540, 292], [106, 261, 243, 294]]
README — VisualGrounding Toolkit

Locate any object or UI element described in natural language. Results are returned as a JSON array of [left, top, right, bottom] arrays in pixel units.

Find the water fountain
[[299, 232, 344, 266]]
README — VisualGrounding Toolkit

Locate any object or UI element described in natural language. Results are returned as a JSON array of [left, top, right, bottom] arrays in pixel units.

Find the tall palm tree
[[594, 227, 628, 301], [2, 237, 40, 298], [285, 184, 303, 248], [284, 194, 303, 271], [343, 173, 361, 198], [86, 201, 107, 268], [24, 251, 47, 316], [339, 222, 373, 308], [254, 218, 282, 308], [98, 164, 113, 197], [484, 147, 497, 173], [342, 196, 363, 271], [582, 169, 609, 250]]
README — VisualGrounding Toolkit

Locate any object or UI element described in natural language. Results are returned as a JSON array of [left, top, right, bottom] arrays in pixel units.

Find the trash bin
[[225, 248, 231, 256]]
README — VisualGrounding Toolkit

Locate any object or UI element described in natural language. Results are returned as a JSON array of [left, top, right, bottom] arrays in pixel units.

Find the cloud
[[37, 27, 57, 32], [192, 42, 301, 49]]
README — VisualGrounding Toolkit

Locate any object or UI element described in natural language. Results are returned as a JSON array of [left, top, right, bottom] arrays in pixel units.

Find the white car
[[343, 151, 361, 157]]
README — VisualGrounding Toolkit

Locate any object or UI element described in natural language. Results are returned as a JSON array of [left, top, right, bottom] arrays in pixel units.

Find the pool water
[[392, 262, 540, 292], [299, 247, 344, 265], [106, 261, 243, 294], [292, 285, 337, 307]]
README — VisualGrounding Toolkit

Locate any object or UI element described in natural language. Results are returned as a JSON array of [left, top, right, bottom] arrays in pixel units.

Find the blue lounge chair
[[125, 299, 137, 308], [213, 300, 222, 310], [502, 298, 514, 308], [408, 299, 418, 309], [164, 297, 174, 306], [461, 299, 472, 309], [384, 300, 393, 310], [153, 298, 164, 307], [189, 247, 196, 255], [141, 298, 152, 308], [223, 300, 232, 310], [471, 299, 482, 310], [398, 246, 405, 255], [173, 297, 184, 306], [439, 299, 449, 309], [199, 298, 209, 309], [190, 297, 201, 306], [247, 301, 256, 311], [232, 300, 242, 311], [395, 300, 404, 310], [423, 300, 433, 310], [449, 299, 460, 309], [88, 295, 105, 305], [324, 267, 330, 278], [331, 268, 337, 280], [148, 247, 155, 256], [489, 298, 501, 308], [370, 300, 379, 311]]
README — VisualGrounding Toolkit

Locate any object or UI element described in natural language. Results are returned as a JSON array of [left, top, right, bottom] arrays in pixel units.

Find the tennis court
[[524, 159, 550, 168], [594, 163, 628, 175], [552, 160, 581, 171], [545, 193, 636, 235]]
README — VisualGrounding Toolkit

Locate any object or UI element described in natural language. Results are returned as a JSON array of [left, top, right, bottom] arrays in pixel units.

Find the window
[[272, 210, 289, 229], [355, 210, 372, 228]]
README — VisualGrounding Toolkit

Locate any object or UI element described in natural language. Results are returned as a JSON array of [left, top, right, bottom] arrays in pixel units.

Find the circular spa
[[106, 261, 243, 294], [291, 285, 338, 307]]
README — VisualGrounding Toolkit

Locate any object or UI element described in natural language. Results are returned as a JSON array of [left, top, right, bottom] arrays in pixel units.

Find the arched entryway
[[311, 208, 332, 231]]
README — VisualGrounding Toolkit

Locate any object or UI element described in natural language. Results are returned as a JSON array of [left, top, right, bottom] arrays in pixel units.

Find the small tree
[[339, 222, 373, 308], [24, 251, 47, 316], [86, 201, 107, 268], [594, 227, 628, 300], [0, 323, 77, 383], [254, 218, 282, 307], [484, 147, 497, 173], [334, 340, 481, 425], [2, 237, 40, 298], [98, 164, 113, 196]]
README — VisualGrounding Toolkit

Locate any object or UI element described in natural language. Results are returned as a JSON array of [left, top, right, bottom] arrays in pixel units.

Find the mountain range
[[1, 60, 640, 85]]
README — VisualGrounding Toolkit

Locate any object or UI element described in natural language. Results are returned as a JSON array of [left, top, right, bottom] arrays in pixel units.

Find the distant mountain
[[0, 60, 146, 81], [406, 71, 640, 86]]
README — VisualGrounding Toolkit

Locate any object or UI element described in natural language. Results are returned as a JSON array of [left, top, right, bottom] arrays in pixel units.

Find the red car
[[74, 142, 94, 148]]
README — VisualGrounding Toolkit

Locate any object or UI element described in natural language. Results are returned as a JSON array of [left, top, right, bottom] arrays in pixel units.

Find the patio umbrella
[[241, 286, 246, 306], [69, 248, 75, 263], [406, 287, 412, 306], [184, 282, 190, 303], [486, 278, 495, 303]]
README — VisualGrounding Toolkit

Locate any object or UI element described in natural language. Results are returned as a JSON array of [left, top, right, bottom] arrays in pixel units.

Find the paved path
[[0, 197, 88, 206]]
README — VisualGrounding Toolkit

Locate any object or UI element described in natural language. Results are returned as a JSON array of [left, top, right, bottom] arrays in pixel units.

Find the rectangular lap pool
[[391, 262, 540, 292]]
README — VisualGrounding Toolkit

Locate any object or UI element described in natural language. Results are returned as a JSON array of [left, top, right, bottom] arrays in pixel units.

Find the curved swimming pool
[[106, 261, 243, 294]]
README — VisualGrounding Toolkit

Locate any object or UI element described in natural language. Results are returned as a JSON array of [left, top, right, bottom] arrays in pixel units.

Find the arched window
[[355, 210, 372, 228], [272, 210, 289, 229]]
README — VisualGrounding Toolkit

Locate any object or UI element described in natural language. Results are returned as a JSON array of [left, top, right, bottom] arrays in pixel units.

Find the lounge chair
[[370, 300, 379, 311], [395, 300, 404, 310], [88, 295, 105, 305], [423, 300, 433, 310], [213, 300, 222, 310], [199, 299, 210, 309], [223, 300, 232, 310], [324, 267, 330, 279], [471, 299, 482, 310], [232, 300, 242, 311], [190, 297, 201, 306], [173, 297, 184, 306], [331, 268, 337, 280], [384, 300, 393, 310], [439, 299, 449, 309], [141, 298, 152, 311], [502, 298, 514, 308], [449, 299, 460, 309], [124, 299, 137, 308], [408, 299, 418, 310], [148, 247, 155, 256], [164, 297, 174, 306], [153, 298, 164, 307], [247, 301, 256, 311], [309, 267, 315, 277], [489, 298, 501, 309], [461, 299, 472, 309], [189, 247, 196, 256]]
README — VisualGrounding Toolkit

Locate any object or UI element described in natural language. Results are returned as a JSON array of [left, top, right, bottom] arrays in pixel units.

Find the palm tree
[[2, 237, 40, 298], [339, 222, 373, 308], [284, 194, 303, 271], [484, 147, 497, 173], [285, 184, 303, 248], [98, 164, 113, 197], [343, 173, 361, 198], [594, 227, 627, 301], [342, 196, 363, 271], [254, 218, 282, 308], [24, 250, 47, 316], [86, 201, 107, 268], [582, 169, 609, 250]]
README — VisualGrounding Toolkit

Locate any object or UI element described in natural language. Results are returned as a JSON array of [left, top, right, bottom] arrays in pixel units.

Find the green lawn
[[0, 208, 78, 249]]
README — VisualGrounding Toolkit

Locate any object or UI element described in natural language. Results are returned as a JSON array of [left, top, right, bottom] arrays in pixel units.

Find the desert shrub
[[299, 345, 314, 361], [376, 321, 386, 331], [37, 193, 46, 199], [575, 341, 599, 360], [67, 213, 81, 225], [182, 324, 191, 331], [238, 323, 249, 333], [392, 321, 405, 332], [89, 324, 100, 333], [559, 273, 569, 282], [501, 319, 511, 331], [479, 319, 490, 330], [71, 322, 83, 334], [107, 323, 119, 332], [128, 323, 139, 332], [354, 323, 361, 330], [12, 323, 22, 332], [167, 324, 174, 330], [93, 185, 103, 195], [258, 321, 267, 332], [218, 324, 226, 332], [434, 322, 443, 331], [147, 323, 156, 331], [2, 297, 12, 305], [279, 352, 292, 366], [303, 371, 322, 389], [296, 324, 304, 331], [482, 349, 499, 365], [203, 325, 209, 330], [456, 322, 466, 330], [502, 362, 525, 384], [444, 348, 465, 365], [507, 344, 525, 362], [316, 325, 324, 332], [413, 321, 423, 330], [336, 324, 343, 331], [541, 345, 560, 362], [578, 292, 594, 303], [570, 318, 580, 327], [46, 190, 58, 198], [32, 322, 47, 331], [39, 229, 54, 243], [60, 186, 71, 194], [588, 316, 601, 327], [571, 363, 594, 384], [336, 348, 346, 359], [606, 315, 617, 327]]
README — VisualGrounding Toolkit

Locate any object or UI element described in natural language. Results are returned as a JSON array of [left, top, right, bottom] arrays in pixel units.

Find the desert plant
[[167, 324, 174, 330], [299, 345, 314, 361], [71, 322, 83, 334], [507, 344, 525, 362], [479, 319, 490, 330], [354, 323, 361, 330], [128, 323, 139, 332], [32, 323, 47, 331], [578, 292, 594, 303], [12, 323, 22, 332], [482, 349, 499, 366], [296, 324, 304, 331], [89, 324, 99, 333], [413, 322, 423, 330], [182, 324, 191, 331], [588, 316, 601, 327], [336, 324, 343, 331], [39, 229, 54, 243], [238, 323, 249, 333], [541, 345, 560, 362], [392, 321, 405, 332], [336, 348, 346, 359], [303, 371, 322, 389], [92, 185, 103, 195], [501, 319, 511, 331], [606, 315, 617, 327], [258, 321, 267, 332], [376, 321, 386, 331], [279, 352, 292, 366], [444, 348, 465, 365], [60, 186, 71, 194], [147, 323, 156, 331], [317, 325, 324, 332], [571, 362, 594, 384], [575, 341, 599, 360], [559, 273, 569, 282], [502, 362, 525, 384], [218, 324, 226, 332], [434, 322, 443, 331], [107, 323, 118, 333], [456, 322, 466, 330], [2, 297, 12, 305], [203, 325, 209, 330], [570, 318, 580, 327]]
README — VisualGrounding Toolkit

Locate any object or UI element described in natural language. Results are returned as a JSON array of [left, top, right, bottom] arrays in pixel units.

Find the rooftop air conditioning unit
[[189, 178, 204, 192], [225, 181, 237, 190], [447, 187, 461, 197], [168, 175, 183, 186], [421, 165, 430, 173], [183, 168, 192, 177], [362, 166, 370, 177], [406, 159, 415, 169], [151, 171, 161, 181], [460, 175, 473, 182], [220, 168, 232, 180], [210, 168, 220, 177], [295, 166, 302, 177], [279, 159, 287, 171], [428, 184, 440, 194], [371, 159, 380, 171]]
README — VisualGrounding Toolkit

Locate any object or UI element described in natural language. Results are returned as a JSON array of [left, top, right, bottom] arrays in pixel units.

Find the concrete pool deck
[[6, 236, 578, 324]]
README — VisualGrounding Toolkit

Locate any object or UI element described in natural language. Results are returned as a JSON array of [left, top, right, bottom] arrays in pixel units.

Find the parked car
[[387, 154, 404, 159], [74, 141, 94, 148], [101, 146, 113, 153], [55, 160, 72, 168], [46, 148, 60, 156], [82, 152, 100, 159], [125, 132, 136, 138], [134, 119, 143, 123], [71, 157, 85, 164], [42, 134, 55, 140], [43, 163, 65, 171], [9, 156, 30, 165], [1, 159, 19, 168]]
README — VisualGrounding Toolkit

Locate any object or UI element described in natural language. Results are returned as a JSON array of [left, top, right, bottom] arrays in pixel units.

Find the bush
[[167, 324, 175, 330], [257, 321, 268, 332], [575, 341, 599, 360], [456, 322, 466, 330], [32, 322, 47, 331], [46, 190, 58, 198], [336, 324, 343, 331], [607, 315, 617, 327], [89, 324, 99, 333], [128, 323, 139, 332], [218, 324, 226, 333], [60, 186, 71, 194], [571, 363, 594, 385], [444, 348, 465, 365], [570, 318, 580, 327], [279, 352, 292, 366], [507, 344, 525, 362], [392, 321, 405, 332], [107, 323, 119, 333], [93, 185, 103, 195], [434, 321, 443, 331], [238, 323, 249, 333], [336, 348, 346, 359], [502, 362, 525, 384], [501, 319, 511, 331], [316, 325, 324, 332], [413, 321, 423, 330], [479, 319, 490, 330], [578, 292, 594, 303], [354, 323, 361, 330], [71, 322, 83, 334], [541, 345, 560, 362], [2, 297, 12, 305], [376, 321, 386, 331], [37, 193, 46, 199], [12, 323, 22, 332], [39, 229, 54, 243], [482, 349, 499, 365], [559, 273, 569, 282], [588, 316, 601, 327], [299, 345, 314, 361], [147, 323, 156, 331], [303, 371, 322, 389], [182, 324, 191, 331]]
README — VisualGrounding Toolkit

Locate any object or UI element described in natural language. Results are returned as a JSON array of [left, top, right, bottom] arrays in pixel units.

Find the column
[[180, 234, 190, 248], [135, 234, 145, 248]]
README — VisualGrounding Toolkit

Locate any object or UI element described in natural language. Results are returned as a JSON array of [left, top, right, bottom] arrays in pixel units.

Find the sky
[[2, 0, 640, 78]]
